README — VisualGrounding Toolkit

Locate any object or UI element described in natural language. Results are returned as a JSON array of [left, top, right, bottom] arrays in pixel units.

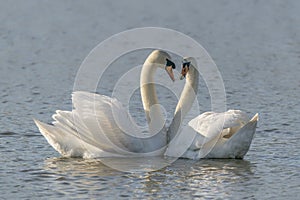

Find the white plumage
[[35, 53, 258, 160], [165, 57, 258, 159], [35, 50, 175, 158]]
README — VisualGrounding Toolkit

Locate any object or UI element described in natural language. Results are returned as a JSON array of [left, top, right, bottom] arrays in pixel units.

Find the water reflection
[[44, 157, 119, 176], [42, 157, 256, 199], [180, 159, 255, 198], [44, 157, 254, 176]]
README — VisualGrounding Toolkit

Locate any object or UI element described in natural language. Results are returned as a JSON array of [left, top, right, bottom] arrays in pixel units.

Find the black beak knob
[[166, 58, 176, 69]]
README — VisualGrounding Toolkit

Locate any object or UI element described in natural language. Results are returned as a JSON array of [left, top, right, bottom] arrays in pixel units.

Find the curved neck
[[140, 62, 165, 135], [168, 65, 199, 141]]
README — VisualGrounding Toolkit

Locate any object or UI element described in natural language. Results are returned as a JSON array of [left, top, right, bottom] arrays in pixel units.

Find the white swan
[[165, 57, 259, 159], [34, 50, 176, 158]]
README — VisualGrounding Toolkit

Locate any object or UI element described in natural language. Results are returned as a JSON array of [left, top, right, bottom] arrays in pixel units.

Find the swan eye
[[166, 58, 176, 69]]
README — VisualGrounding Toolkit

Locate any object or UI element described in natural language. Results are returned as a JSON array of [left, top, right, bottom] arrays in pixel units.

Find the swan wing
[[186, 110, 251, 158], [34, 118, 122, 158], [35, 91, 148, 157], [72, 91, 147, 153], [188, 110, 249, 138]]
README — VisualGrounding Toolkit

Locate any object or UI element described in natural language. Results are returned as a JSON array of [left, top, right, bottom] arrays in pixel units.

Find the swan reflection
[[43, 157, 255, 199]]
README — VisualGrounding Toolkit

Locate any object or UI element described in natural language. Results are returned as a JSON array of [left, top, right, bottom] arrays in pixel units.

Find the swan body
[[34, 50, 176, 158], [165, 57, 258, 159]]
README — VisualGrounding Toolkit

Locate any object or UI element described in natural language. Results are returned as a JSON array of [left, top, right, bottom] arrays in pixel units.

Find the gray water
[[1, 0, 299, 199]]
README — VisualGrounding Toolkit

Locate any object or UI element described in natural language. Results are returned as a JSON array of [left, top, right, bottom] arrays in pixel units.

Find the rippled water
[[1, 0, 299, 199]]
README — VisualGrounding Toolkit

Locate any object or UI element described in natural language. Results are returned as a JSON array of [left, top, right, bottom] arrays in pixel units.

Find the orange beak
[[180, 66, 189, 80], [165, 58, 176, 82], [165, 65, 175, 82]]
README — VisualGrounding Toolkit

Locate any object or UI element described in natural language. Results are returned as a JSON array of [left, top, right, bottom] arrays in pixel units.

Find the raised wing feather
[[35, 91, 166, 158], [71, 91, 144, 153], [188, 110, 249, 139], [186, 110, 250, 158]]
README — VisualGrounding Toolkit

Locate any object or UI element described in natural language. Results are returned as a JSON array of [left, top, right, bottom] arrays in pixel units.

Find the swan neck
[[140, 62, 165, 132], [175, 66, 199, 117], [168, 65, 199, 141]]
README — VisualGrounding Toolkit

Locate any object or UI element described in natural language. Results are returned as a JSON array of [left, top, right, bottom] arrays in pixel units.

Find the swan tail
[[223, 113, 259, 158], [34, 118, 121, 158], [34, 119, 85, 157], [250, 113, 259, 123]]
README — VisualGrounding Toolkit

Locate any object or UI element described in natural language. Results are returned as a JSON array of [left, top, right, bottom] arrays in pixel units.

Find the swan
[[165, 57, 259, 159], [34, 50, 176, 158]]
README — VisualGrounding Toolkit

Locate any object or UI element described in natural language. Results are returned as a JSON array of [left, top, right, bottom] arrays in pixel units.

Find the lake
[[0, 0, 299, 199]]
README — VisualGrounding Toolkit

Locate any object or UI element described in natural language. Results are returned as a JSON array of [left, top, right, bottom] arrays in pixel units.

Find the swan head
[[145, 50, 176, 81], [180, 57, 197, 80]]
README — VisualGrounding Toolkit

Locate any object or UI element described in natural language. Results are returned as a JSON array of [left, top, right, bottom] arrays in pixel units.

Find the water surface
[[0, 0, 299, 199]]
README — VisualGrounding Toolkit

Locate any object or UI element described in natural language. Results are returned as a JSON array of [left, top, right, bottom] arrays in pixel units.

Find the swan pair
[[34, 50, 258, 159]]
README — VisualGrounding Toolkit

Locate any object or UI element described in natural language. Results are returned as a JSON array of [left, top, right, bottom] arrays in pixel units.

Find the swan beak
[[180, 69, 187, 80], [165, 66, 175, 82], [180, 62, 190, 80]]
